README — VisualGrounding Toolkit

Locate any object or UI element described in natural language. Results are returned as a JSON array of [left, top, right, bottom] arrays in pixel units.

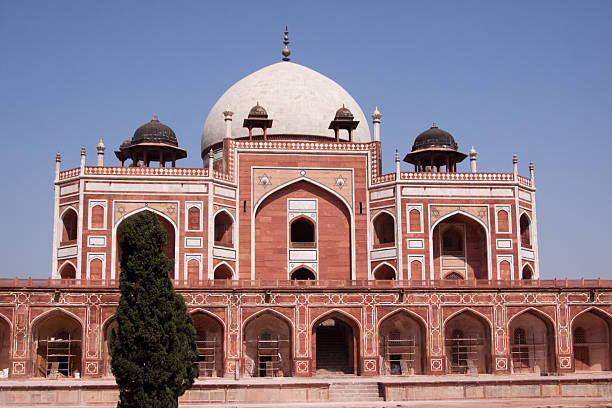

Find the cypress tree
[[110, 211, 198, 408]]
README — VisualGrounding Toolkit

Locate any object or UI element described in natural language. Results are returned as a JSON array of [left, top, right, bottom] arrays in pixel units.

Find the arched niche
[[509, 310, 556, 374], [59, 262, 76, 280], [115, 210, 176, 279], [312, 311, 360, 375], [372, 212, 395, 248], [254, 180, 351, 280], [378, 311, 426, 375], [522, 264, 534, 280], [290, 217, 315, 248], [433, 213, 489, 280], [444, 310, 492, 374], [572, 309, 612, 372], [214, 211, 233, 247], [61, 208, 78, 244], [373, 264, 396, 280], [192, 311, 225, 377], [31, 310, 82, 378], [520, 213, 531, 248], [242, 311, 292, 377], [290, 267, 315, 280], [213, 263, 233, 280]]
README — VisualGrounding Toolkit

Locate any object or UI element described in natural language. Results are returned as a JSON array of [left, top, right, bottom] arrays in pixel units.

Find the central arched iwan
[[255, 180, 351, 280]]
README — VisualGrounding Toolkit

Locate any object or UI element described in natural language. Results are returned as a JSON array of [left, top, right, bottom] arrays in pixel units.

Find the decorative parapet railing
[[400, 171, 517, 183], [517, 175, 531, 187], [1, 278, 609, 290], [371, 173, 396, 185], [231, 140, 372, 152], [58, 166, 210, 181]]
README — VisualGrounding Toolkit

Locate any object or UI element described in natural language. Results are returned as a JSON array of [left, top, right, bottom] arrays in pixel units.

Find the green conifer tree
[[110, 211, 198, 408]]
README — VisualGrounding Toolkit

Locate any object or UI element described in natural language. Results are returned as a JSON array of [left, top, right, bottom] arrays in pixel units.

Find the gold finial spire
[[282, 26, 291, 61], [153, 114, 158, 120], [432, 121, 437, 128]]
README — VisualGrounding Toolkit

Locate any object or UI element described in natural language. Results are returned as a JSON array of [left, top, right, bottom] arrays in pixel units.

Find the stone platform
[[0, 373, 610, 407]]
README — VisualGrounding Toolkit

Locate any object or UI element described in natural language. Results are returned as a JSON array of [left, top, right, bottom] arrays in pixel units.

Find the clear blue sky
[[1, 1, 611, 279]]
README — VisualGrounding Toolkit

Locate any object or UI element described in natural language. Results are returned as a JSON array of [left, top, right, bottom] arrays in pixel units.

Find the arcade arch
[[378, 311, 426, 375], [572, 309, 612, 372], [312, 311, 360, 375], [192, 311, 224, 377], [31, 310, 82, 378], [444, 310, 491, 374], [509, 309, 556, 374], [242, 311, 292, 377]]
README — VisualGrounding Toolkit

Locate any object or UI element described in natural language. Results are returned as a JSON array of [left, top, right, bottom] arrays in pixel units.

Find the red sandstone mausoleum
[[0, 33, 610, 403]]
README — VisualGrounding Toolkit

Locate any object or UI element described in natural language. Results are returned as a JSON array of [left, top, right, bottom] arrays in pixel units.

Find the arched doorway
[[312, 312, 360, 375], [379, 311, 425, 375], [242, 311, 292, 377], [572, 309, 611, 372], [192, 312, 224, 377], [32, 310, 82, 378], [444, 310, 491, 374], [509, 310, 556, 374], [255, 180, 351, 280], [116, 210, 176, 279], [0, 317, 10, 376], [433, 213, 489, 280]]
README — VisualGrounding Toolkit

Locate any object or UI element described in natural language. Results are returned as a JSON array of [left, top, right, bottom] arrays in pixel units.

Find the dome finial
[[153, 114, 157, 121], [282, 26, 291, 61], [432, 121, 437, 128]]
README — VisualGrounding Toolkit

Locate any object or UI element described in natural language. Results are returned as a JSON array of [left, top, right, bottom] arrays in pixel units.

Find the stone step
[[328, 382, 384, 402]]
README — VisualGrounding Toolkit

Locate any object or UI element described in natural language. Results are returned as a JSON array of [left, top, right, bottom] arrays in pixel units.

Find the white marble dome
[[201, 62, 371, 155]]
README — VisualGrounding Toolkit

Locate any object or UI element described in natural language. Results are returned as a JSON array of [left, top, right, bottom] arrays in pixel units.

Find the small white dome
[[201, 62, 371, 155]]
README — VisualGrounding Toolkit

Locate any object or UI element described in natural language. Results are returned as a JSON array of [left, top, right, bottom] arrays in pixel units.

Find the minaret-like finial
[[282, 26, 291, 61], [153, 114, 157, 120], [432, 121, 437, 128]]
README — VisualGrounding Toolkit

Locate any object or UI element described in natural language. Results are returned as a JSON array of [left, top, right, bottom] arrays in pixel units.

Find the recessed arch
[[289, 216, 316, 247], [214, 209, 234, 246], [242, 309, 293, 377], [0, 313, 12, 375], [311, 309, 361, 375], [372, 262, 396, 280], [508, 308, 556, 373], [191, 310, 225, 377], [290, 266, 316, 280], [58, 261, 77, 280], [430, 209, 492, 281], [520, 212, 532, 248], [570, 307, 612, 372], [372, 210, 396, 248], [111, 207, 178, 280], [60, 207, 78, 243], [213, 262, 234, 280], [253, 178, 354, 280], [521, 263, 534, 280], [443, 308, 492, 374], [102, 317, 117, 377], [378, 309, 427, 375], [31, 309, 83, 378]]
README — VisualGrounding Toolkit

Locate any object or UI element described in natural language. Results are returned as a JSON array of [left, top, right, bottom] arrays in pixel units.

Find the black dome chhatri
[[248, 103, 268, 118], [132, 116, 178, 147], [334, 105, 354, 120], [412, 123, 458, 152]]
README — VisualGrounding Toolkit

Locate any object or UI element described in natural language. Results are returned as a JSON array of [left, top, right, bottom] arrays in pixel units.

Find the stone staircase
[[328, 381, 384, 402]]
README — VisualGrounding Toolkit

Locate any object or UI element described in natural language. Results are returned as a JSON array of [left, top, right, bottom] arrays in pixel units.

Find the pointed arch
[[430, 209, 492, 280], [372, 210, 396, 248], [570, 307, 612, 372], [507, 307, 555, 327], [570, 306, 612, 326], [252, 177, 355, 280], [443, 308, 492, 374], [58, 261, 77, 280], [377, 308, 427, 375], [60, 206, 78, 243], [311, 309, 361, 375], [443, 307, 493, 328], [508, 307, 556, 373], [521, 263, 534, 280], [111, 206, 178, 280], [0, 313, 12, 375], [213, 209, 235, 246], [213, 261, 234, 280], [289, 265, 316, 280], [372, 262, 397, 280], [191, 309, 225, 377]]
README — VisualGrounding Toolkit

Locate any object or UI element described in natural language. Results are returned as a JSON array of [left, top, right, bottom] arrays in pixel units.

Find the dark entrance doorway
[[314, 317, 356, 374]]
